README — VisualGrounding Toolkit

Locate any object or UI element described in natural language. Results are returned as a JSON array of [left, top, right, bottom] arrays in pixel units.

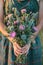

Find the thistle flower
[[21, 9, 26, 14], [21, 34, 27, 40], [19, 24, 25, 30], [10, 31, 16, 38], [14, 20, 19, 25]]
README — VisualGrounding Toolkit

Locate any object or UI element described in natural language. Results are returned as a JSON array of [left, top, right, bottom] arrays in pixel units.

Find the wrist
[[36, 24, 42, 32], [33, 24, 42, 33], [0, 27, 9, 37], [7, 36, 13, 43]]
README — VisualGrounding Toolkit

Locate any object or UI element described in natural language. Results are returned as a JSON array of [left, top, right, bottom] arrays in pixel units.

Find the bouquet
[[4, 7, 38, 64]]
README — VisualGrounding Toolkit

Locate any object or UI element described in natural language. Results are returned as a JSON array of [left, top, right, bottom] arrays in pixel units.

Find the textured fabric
[[0, 0, 42, 65]]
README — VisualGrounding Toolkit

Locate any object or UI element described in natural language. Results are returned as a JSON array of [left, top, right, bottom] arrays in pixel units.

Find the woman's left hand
[[21, 43, 31, 55]]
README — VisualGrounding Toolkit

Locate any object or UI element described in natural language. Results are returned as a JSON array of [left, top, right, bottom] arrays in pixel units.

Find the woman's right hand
[[13, 42, 22, 57]]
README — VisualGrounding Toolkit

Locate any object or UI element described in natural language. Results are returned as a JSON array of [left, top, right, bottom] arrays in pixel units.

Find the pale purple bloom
[[33, 26, 38, 32], [19, 24, 25, 30], [10, 31, 16, 38], [14, 20, 19, 25], [7, 21, 10, 26], [21, 9, 26, 14]]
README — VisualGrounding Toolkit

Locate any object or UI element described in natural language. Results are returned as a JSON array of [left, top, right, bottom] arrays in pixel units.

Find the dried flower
[[10, 31, 16, 38], [19, 24, 25, 30], [14, 20, 19, 25], [7, 20, 10, 26], [21, 9, 26, 14]]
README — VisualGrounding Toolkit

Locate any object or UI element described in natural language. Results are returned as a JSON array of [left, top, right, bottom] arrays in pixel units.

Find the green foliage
[[4, 1, 38, 64]]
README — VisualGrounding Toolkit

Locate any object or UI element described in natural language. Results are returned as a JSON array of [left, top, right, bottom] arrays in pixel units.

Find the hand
[[0, 22, 14, 43], [13, 42, 22, 57], [18, 26, 40, 56], [21, 43, 31, 56]]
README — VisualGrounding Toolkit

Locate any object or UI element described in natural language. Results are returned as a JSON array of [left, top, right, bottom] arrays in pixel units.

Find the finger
[[25, 51, 29, 56], [22, 43, 30, 49], [13, 45, 22, 54], [22, 44, 30, 51], [22, 48, 29, 55], [22, 47, 29, 54], [14, 51, 18, 57], [16, 48, 22, 53], [14, 50, 22, 56], [13, 46, 22, 55], [13, 46, 22, 54], [14, 42, 22, 50], [22, 44, 30, 54]]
